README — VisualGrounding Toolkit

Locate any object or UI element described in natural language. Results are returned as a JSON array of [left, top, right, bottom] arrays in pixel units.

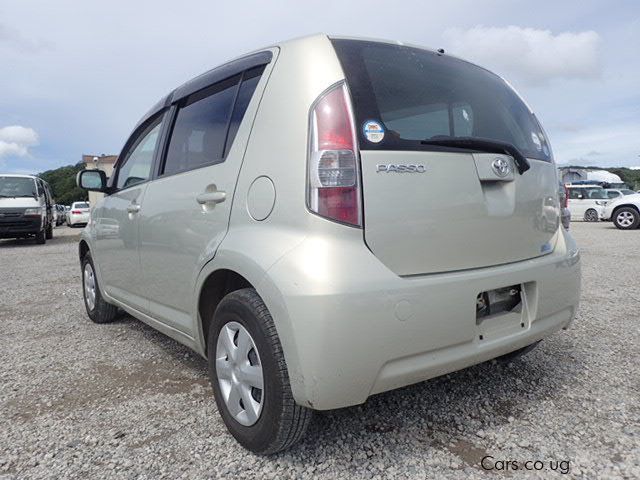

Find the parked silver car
[[77, 34, 581, 454]]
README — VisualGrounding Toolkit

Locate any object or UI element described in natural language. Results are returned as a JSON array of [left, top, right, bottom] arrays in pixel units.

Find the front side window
[[116, 115, 164, 190], [163, 76, 240, 176], [332, 39, 552, 161], [0, 176, 37, 198]]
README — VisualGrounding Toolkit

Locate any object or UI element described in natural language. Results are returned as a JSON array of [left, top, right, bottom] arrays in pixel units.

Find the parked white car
[[67, 201, 90, 227], [566, 185, 609, 221], [76, 34, 581, 454], [602, 193, 640, 229]]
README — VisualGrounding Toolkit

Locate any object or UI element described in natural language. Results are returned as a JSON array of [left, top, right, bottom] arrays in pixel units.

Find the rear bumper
[[69, 214, 89, 225], [263, 228, 581, 410], [0, 217, 42, 238]]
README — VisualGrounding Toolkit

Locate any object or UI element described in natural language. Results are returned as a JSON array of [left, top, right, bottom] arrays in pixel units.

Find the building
[[82, 154, 118, 205], [557, 167, 625, 187]]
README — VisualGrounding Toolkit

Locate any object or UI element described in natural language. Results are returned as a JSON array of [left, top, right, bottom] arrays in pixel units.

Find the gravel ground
[[1, 223, 638, 479]]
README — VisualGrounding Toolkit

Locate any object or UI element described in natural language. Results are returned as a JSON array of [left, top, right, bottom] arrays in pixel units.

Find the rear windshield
[[74, 202, 90, 209], [0, 176, 37, 198], [331, 39, 552, 161]]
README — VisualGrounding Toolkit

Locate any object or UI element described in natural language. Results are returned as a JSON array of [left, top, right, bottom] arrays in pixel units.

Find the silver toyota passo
[[77, 34, 581, 454]]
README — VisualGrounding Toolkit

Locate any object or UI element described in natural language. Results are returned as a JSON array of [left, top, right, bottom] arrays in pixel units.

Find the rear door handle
[[126, 204, 141, 214], [196, 191, 226, 205]]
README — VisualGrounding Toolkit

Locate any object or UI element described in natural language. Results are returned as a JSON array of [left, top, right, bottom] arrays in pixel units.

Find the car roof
[[132, 33, 503, 135]]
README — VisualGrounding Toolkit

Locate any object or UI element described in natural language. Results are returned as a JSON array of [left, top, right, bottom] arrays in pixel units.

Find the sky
[[1, 0, 639, 174]]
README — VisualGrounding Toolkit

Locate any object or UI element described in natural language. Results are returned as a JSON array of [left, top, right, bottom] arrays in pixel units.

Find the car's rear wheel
[[584, 209, 599, 222], [81, 252, 119, 323], [613, 207, 640, 230], [208, 288, 312, 454]]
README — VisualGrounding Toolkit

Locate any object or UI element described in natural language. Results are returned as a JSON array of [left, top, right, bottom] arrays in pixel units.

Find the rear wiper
[[420, 137, 531, 174]]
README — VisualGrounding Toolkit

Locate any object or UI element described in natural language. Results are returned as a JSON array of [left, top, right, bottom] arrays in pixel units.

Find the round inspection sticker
[[363, 120, 385, 143]]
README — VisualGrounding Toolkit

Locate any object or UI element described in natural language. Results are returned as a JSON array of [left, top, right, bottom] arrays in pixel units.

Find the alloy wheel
[[616, 210, 636, 228], [584, 210, 599, 222]]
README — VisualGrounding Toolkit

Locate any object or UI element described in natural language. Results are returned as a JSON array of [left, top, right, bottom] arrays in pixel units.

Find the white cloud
[[0, 23, 50, 53], [0, 125, 39, 158], [443, 25, 602, 86], [553, 122, 640, 167]]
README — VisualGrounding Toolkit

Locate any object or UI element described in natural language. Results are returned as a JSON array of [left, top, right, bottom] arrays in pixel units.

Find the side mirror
[[77, 170, 108, 192]]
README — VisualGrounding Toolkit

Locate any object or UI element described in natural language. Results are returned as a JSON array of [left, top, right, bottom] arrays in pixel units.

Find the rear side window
[[331, 39, 552, 161], [163, 76, 239, 176], [224, 65, 265, 157], [162, 66, 265, 176]]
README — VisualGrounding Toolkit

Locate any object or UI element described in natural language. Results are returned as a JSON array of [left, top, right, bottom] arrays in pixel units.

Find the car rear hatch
[[331, 39, 560, 276]]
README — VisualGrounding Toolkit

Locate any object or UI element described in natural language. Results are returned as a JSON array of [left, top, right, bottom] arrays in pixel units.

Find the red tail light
[[307, 83, 361, 227], [72, 210, 82, 214]]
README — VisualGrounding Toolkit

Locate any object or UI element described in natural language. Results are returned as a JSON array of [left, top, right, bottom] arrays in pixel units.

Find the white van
[[566, 185, 609, 222], [0, 174, 55, 244]]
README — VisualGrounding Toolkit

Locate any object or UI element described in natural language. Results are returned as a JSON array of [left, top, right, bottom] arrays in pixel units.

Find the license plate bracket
[[476, 284, 522, 323]]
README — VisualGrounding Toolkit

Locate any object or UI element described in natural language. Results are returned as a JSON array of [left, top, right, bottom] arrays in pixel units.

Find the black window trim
[[155, 63, 268, 180], [110, 50, 274, 185]]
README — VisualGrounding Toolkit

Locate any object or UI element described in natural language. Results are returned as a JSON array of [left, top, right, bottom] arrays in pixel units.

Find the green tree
[[39, 162, 88, 205]]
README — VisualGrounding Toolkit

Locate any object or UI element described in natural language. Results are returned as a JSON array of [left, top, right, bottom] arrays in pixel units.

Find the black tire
[[35, 229, 46, 244], [81, 252, 119, 324], [208, 288, 312, 454], [612, 207, 640, 230], [45, 223, 53, 239], [584, 209, 599, 222], [496, 340, 541, 362]]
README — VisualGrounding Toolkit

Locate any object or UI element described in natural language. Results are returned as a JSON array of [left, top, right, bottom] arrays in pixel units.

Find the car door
[[93, 112, 165, 312], [568, 188, 587, 218], [139, 64, 266, 333]]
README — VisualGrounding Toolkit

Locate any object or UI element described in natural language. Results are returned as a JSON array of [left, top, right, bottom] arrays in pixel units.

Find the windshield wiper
[[420, 137, 531, 174]]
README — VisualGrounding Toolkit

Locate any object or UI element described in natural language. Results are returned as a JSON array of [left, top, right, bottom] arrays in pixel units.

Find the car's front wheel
[[208, 288, 312, 454], [613, 207, 640, 230], [35, 229, 46, 244], [81, 252, 119, 323]]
